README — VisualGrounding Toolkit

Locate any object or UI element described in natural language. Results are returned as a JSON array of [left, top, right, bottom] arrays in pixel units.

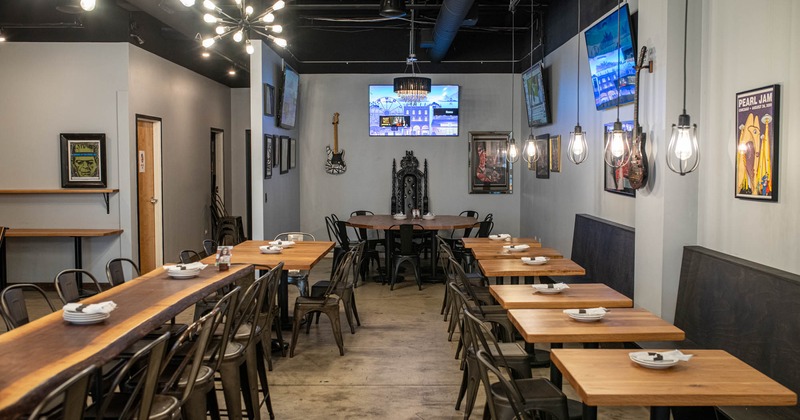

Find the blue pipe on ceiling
[[429, 0, 476, 63]]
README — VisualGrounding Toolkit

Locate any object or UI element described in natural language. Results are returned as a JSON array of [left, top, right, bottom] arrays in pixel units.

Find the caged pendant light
[[603, 0, 632, 169], [666, 0, 700, 175], [567, 0, 588, 164]]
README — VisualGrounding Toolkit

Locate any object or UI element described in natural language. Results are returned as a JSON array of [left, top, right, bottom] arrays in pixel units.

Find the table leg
[[279, 270, 291, 330], [74, 237, 83, 289], [429, 231, 437, 279], [650, 407, 670, 420], [582, 404, 598, 420], [584, 343, 599, 349], [511, 276, 519, 285], [524, 276, 535, 284], [550, 342, 563, 389], [496, 276, 503, 285]]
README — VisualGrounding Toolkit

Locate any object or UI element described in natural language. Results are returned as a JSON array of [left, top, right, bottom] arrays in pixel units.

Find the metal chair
[[54, 269, 104, 304], [275, 232, 315, 296], [1, 283, 57, 330], [350, 210, 385, 284], [27, 365, 96, 420], [310, 241, 366, 333], [389, 224, 424, 291], [105, 257, 139, 287], [202, 239, 218, 258], [179, 250, 202, 264]]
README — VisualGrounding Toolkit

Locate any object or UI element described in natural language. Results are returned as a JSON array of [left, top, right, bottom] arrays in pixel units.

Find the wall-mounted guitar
[[325, 112, 346, 174], [628, 46, 653, 190]]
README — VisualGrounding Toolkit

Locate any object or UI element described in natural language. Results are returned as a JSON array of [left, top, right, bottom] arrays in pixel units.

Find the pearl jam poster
[[736, 85, 779, 201]]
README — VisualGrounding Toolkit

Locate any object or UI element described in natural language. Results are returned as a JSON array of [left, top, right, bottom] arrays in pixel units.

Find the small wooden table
[[0, 264, 254, 418], [489, 284, 633, 310], [461, 237, 541, 248], [510, 308, 685, 390], [471, 246, 563, 260], [0, 228, 124, 289], [551, 349, 797, 420], [201, 240, 334, 328], [478, 258, 585, 284]]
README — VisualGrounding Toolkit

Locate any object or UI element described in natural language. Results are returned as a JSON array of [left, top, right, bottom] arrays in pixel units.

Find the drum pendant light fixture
[[394, 5, 431, 104]]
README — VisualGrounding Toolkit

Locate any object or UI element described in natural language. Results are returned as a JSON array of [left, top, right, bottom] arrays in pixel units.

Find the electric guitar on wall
[[628, 46, 650, 190], [325, 112, 346, 175]]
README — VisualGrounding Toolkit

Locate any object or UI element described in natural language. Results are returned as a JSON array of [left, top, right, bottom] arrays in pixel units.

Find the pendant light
[[394, 4, 431, 104], [568, 0, 588, 164], [506, 8, 520, 163], [603, 0, 631, 169], [666, 0, 700, 175], [522, 8, 540, 165]]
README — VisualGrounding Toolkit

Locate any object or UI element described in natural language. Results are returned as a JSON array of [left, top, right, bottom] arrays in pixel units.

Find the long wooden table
[[478, 258, 585, 284], [470, 246, 563, 260], [201, 240, 334, 328], [0, 228, 124, 289], [489, 284, 633, 309], [551, 349, 797, 420], [0, 264, 254, 418]]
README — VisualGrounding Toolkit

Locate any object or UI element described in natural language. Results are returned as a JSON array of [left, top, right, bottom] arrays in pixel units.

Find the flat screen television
[[369, 85, 459, 136], [277, 61, 299, 129], [521, 62, 550, 127], [584, 4, 636, 110]]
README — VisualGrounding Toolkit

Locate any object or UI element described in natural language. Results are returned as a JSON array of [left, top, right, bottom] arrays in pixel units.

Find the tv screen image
[[584, 4, 636, 110], [521, 62, 550, 127], [277, 62, 299, 129], [369, 85, 459, 137]]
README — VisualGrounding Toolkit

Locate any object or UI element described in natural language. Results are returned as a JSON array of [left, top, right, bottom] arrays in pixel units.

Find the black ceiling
[[0, 0, 618, 88]]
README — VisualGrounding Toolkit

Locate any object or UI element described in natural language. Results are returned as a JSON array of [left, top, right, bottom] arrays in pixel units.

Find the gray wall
[[296, 73, 523, 240], [230, 88, 250, 233]]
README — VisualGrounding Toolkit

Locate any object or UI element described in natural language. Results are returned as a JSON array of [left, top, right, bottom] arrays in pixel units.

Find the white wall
[[230, 88, 250, 235], [0, 43, 129, 283]]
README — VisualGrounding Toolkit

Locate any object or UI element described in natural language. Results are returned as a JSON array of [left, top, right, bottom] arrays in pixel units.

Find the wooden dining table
[[509, 308, 685, 389], [478, 258, 585, 284], [200, 240, 334, 328], [489, 284, 633, 309], [0, 264, 254, 419], [551, 349, 797, 420]]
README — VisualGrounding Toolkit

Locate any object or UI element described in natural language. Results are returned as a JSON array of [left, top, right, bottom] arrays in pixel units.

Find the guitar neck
[[633, 46, 648, 134], [333, 122, 339, 153]]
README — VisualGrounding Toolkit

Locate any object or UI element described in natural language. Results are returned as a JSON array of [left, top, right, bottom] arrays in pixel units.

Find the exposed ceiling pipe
[[428, 0, 476, 63]]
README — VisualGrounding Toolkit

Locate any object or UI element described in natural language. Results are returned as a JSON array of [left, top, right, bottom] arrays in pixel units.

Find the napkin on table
[[630, 350, 693, 362], [63, 301, 117, 314], [163, 262, 207, 271], [490, 233, 511, 239], [532, 283, 569, 292], [503, 244, 530, 250], [563, 307, 608, 315]]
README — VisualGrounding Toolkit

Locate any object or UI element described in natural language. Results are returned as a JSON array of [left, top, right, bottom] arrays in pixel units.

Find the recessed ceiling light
[[228, 68, 236, 76], [0, 29, 6, 42], [202, 51, 210, 58]]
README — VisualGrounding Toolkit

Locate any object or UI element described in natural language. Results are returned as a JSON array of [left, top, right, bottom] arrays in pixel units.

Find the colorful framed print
[[534, 134, 550, 179], [468, 131, 512, 194], [280, 136, 290, 174], [736, 84, 779, 201], [264, 134, 273, 179], [60, 133, 107, 188], [549, 135, 561, 172], [603, 121, 635, 197]]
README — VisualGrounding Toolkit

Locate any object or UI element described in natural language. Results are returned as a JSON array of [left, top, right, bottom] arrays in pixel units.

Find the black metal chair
[[310, 241, 366, 334], [27, 365, 96, 420], [350, 210, 385, 284], [179, 249, 202, 264], [201, 239, 217, 258], [275, 232, 315, 296], [105, 257, 139, 287], [1, 283, 57, 330], [54, 269, 104, 304], [389, 224, 424, 291]]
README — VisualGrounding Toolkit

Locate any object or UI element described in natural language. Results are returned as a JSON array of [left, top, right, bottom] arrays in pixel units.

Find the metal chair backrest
[[160, 308, 218, 406], [350, 210, 375, 241], [391, 224, 423, 256], [275, 232, 315, 242], [105, 257, 140, 287], [458, 211, 480, 237], [324, 216, 338, 243], [54, 269, 104, 304], [323, 246, 359, 297], [334, 220, 352, 250], [204, 285, 242, 374], [475, 349, 530, 420], [179, 249, 202, 264], [231, 271, 269, 351], [343, 242, 365, 290], [261, 262, 284, 325], [27, 364, 95, 420], [449, 257, 489, 317], [474, 220, 494, 238], [1, 283, 57, 329], [0, 226, 6, 247], [202, 239, 218, 258]]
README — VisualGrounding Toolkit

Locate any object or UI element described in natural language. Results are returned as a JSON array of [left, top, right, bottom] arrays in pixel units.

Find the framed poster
[[280, 136, 290, 174], [468, 131, 512, 194], [521, 62, 551, 127], [264, 134, 273, 179], [277, 62, 299, 129], [60, 133, 107, 188], [604, 121, 635, 197], [263, 83, 275, 117], [736, 84, 779, 201], [290, 138, 297, 169], [534, 135, 550, 179], [549, 135, 561, 172]]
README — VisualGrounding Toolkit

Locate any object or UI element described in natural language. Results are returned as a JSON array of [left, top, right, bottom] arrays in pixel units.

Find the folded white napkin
[[163, 262, 207, 271], [269, 240, 295, 247], [259, 245, 282, 252], [630, 350, 693, 362], [63, 301, 117, 314], [532, 283, 569, 292], [563, 307, 608, 315], [522, 256, 549, 263], [490, 233, 511, 239], [394, 213, 406, 218], [503, 244, 530, 250]]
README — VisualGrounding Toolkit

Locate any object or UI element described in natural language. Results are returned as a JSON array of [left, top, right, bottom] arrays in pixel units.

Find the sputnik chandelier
[[180, 0, 287, 54]]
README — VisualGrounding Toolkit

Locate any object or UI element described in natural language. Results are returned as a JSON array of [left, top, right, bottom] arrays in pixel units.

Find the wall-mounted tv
[[522, 62, 550, 127], [277, 61, 299, 129], [584, 4, 636, 110], [369, 85, 459, 137]]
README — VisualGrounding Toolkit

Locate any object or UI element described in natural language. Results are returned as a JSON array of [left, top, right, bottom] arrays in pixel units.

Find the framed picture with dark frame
[[735, 84, 779, 201], [290, 138, 297, 169], [534, 134, 550, 179], [468, 131, 512, 194], [549, 135, 561, 173], [264, 134, 273, 179], [603, 120, 636, 197], [280, 136, 290, 174], [277, 61, 299, 129], [263, 84, 275, 117], [60, 133, 107, 188]]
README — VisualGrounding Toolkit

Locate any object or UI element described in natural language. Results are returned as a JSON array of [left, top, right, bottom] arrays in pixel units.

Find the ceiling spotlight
[[80, 0, 96, 11], [0, 29, 6, 42], [228, 67, 237, 76], [379, 0, 406, 18], [201, 51, 210, 58]]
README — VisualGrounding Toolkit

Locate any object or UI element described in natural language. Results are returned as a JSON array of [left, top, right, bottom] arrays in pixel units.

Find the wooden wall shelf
[[0, 189, 119, 213]]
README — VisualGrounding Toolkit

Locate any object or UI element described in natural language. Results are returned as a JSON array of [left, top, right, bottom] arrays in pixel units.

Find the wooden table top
[[551, 349, 797, 407], [471, 246, 563, 260], [5, 228, 124, 237], [508, 308, 685, 343], [489, 284, 633, 309], [461, 237, 542, 248], [478, 258, 586, 277], [200, 240, 334, 271], [0, 264, 254, 418], [347, 215, 477, 230]]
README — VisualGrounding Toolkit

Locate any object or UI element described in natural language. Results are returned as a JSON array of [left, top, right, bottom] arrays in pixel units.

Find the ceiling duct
[[428, 0, 476, 62]]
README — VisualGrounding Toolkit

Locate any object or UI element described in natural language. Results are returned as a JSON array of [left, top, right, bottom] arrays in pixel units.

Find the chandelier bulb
[[246, 40, 255, 55], [271, 25, 283, 33], [202, 37, 216, 48], [273, 0, 285, 10], [234, 0, 241, 4], [604, 120, 632, 168], [0, 29, 6, 42], [245, 5, 253, 15], [263, 13, 275, 23], [568, 125, 588, 164], [215, 25, 226, 35], [80, 0, 96, 11], [273, 37, 287, 48], [203, 13, 218, 23], [203, 0, 216, 10], [179, 0, 195, 6], [522, 136, 539, 164], [507, 137, 520, 163]]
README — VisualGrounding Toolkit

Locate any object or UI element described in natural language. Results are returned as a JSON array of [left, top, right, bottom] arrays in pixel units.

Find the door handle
[[150, 197, 158, 204]]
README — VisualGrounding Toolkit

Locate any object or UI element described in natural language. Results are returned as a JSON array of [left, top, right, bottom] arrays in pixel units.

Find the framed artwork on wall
[[603, 120, 635, 197], [280, 136, 290, 174], [534, 134, 550, 179], [290, 138, 297, 169], [263, 84, 275, 117], [264, 134, 273, 179], [468, 131, 512, 194], [549, 135, 561, 173], [735, 84, 779, 201], [60, 133, 107, 188]]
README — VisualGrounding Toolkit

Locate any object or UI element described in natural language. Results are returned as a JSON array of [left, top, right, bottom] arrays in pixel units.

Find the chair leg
[[455, 362, 469, 410], [413, 259, 422, 290], [350, 292, 361, 327], [255, 341, 275, 420], [219, 361, 244, 420], [289, 307, 304, 358], [391, 260, 401, 291], [463, 357, 480, 420], [207, 387, 221, 420], [343, 296, 356, 334], [239, 352, 260, 420], [324, 306, 345, 356]]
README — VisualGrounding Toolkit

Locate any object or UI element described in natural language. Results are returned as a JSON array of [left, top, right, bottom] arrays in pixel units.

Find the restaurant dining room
[[1, 0, 799, 418]]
